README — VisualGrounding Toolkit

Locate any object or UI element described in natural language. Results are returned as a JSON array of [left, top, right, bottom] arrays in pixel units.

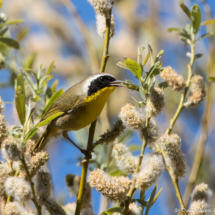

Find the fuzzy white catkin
[[135, 153, 165, 191], [90, 0, 113, 18], [5, 177, 31, 202], [4, 201, 25, 215], [113, 143, 138, 175], [96, 14, 115, 38]]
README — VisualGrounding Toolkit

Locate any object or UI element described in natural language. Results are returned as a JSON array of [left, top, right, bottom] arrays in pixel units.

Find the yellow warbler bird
[[33, 73, 123, 157]]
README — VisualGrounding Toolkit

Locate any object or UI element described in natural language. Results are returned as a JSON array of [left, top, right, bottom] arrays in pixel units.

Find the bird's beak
[[109, 80, 124, 87]]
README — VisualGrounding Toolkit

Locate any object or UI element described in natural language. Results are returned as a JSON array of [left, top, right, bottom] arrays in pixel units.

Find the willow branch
[[75, 8, 113, 215], [75, 120, 96, 215], [183, 13, 215, 206], [20, 155, 41, 215], [123, 117, 149, 215], [60, 0, 100, 73]]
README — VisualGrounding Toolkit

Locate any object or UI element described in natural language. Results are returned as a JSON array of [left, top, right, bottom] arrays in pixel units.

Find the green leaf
[[43, 89, 64, 114], [201, 19, 215, 26], [129, 144, 141, 152], [116, 61, 128, 69], [135, 199, 147, 207], [24, 53, 37, 69], [145, 62, 162, 81], [17, 74, 25, 101], [151, 187, 163, 206], [109, 169, 127, 177], [143, 53, 150, 66], [15, 86, 26, 125], [167, 28, 183, 32], [155, 50, 164, 63], [0, 0, 3, 9], [104, 207, 122, 214], [179, 0, 191, 19], [196, 32, 213, 41], [0, 19, 24, 27], [158, 81, 169, 89], [39, 74, 53, 89], [24, 127, 38, 142], [208, 77, 215, 82], [194, 53, 203, 59], [37, 112, 64, 127], [145, 185, 157, 215], [148, 44, 154, 66], [0, 27, 8, 36], [124, 58, 142, 79], [139, 87, 146, 100], [0, 37, 20, 49], [16, 28, 29, 42], [191, 4, 201, 34], [51, 80, 59, 92], [45, 61, 55, 76]]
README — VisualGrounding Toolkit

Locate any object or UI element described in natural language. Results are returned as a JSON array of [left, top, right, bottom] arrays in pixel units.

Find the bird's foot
[[80, 149, 93, 159]]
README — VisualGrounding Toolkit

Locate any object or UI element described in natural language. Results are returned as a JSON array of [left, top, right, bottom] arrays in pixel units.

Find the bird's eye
[[100, 77, 105, 82]]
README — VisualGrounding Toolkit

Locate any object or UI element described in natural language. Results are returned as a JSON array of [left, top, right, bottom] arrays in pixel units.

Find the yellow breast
[[53, 86, 116, 131]]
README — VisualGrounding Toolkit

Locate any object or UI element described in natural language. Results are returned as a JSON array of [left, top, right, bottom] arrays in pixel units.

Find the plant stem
[[159, 147, 188, 215], [124, 125, 148, 215], [60, 0, 100, 73], [75, 7, 113, 215], [100, 10, 112, 73], [75, 120, 97, 215], [20, 155, 41, 215], [166, 44, 194, 135]]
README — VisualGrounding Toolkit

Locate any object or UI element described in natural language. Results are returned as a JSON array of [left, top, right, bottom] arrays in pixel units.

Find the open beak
[[109, 80, 124, 87]]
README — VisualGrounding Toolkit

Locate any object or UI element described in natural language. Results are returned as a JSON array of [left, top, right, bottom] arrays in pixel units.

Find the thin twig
[[123, 117, 149, 215], [20, 155, 41, 215], [75, 120, 97, 215], [60, 0, 100, 73], [74, 7, 113, 215]]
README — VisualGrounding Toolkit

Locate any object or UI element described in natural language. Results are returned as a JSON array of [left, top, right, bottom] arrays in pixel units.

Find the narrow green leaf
[[24, 127, 38, 142], [109, 169, 127, 177], [145, 62, 161, 81], [136, 199, 147, 207], [116, 61, 128, 69], [0, 27, 8, 36], [129, 144, 141, 152], [148, 44, 154, 66], [105, 207, 122, 214], [139, 87, 146, 100], [191, 4, 201, 34], [45, 61, 55, 76], [145, 185, 157, 215], [208, 77, 215, 82], [194, 53, 203, 59], [201, 19, 215, 26], [41, 75, 53, 88], [43, 89, 64, 114], [155, 50, 164, 63], [16, 28, 29, 42], [158, 81, 169, 89], [15, 86, 26, 125], [151, 187, 163, 206], [37, 112, 64, 127], [17, 74, 25, 101], [124, 58, 142, 79], [143, 53, 150, 66], [24, 53, 37, 69], [51, 80, 59, 92], [0, 19, 24, 27], [0, 37, 20, 49], [179, 0, 191, 19], [196, 32, 213, 41], [167, 28, 183, 32]]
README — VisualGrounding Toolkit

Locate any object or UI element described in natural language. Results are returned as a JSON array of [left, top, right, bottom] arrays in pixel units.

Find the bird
[[33, 73, 123, 157]]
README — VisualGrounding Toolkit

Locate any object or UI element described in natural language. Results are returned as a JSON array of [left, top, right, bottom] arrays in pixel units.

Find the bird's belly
[[52, 87, 115, 131]]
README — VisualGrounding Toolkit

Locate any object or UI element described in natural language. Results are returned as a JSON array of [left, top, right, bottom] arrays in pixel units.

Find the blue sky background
[[1, 0, 215, 214]]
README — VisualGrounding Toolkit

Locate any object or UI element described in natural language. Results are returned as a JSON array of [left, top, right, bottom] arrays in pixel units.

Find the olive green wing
[[41, 92, 85, 121]]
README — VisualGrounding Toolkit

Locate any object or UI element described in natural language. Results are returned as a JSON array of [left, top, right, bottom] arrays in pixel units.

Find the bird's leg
[[62, 131, 92, 159]]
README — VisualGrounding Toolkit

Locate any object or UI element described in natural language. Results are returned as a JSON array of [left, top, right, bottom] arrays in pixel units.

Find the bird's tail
[[33, 125, 58, 152]]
